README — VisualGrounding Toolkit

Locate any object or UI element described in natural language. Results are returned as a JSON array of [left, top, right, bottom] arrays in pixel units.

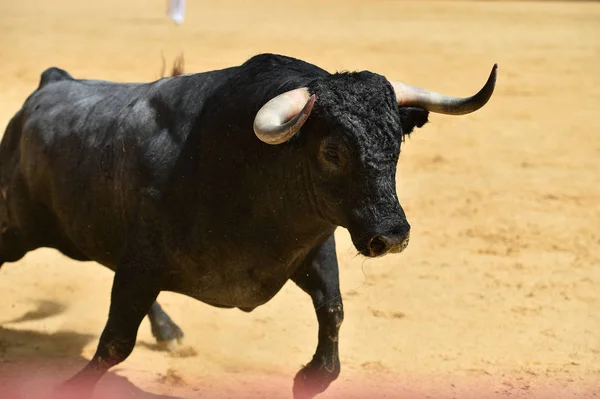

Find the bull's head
[[252, 65, 497, 257]]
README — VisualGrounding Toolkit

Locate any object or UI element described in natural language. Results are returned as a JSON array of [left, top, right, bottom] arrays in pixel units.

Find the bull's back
[[2, 63, 236, 267]]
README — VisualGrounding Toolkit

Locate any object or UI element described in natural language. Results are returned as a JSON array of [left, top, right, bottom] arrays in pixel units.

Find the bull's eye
[[325, 148, 340, 164], [319, 141, 345, 173]]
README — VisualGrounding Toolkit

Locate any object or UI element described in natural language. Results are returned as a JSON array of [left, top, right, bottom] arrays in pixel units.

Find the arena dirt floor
[[0, 0, 599, 398]]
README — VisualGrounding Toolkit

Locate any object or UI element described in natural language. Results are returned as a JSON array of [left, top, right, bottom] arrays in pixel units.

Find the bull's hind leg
[[148, 301, 184, 348], [291, 235, 344, 399], [57, 236, 164, 397]]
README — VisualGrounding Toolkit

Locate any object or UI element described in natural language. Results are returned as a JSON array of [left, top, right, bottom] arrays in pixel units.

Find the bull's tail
[[159, 53, 185, 78], [171, 54, 184, 76]]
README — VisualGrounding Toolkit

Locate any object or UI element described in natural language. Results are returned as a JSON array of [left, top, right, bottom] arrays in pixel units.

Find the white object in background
[[168, 0, 186, 25]]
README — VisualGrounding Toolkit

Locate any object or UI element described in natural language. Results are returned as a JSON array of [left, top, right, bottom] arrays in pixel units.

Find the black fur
[[399, 106, 430, 138], [0, 53, 430, 398], [38, 67, 73, 89]]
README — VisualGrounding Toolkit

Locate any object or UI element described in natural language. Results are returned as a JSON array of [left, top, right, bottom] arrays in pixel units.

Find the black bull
[[0, 53, 497, 398]]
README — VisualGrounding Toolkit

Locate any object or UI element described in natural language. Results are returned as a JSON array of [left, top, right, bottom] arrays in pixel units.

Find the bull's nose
[[367, 231, 410, 257], [389, 231, 410, 254]]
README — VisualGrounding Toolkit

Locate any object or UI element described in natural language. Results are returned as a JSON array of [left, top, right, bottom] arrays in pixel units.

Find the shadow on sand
[[0, 300, 186, 399]]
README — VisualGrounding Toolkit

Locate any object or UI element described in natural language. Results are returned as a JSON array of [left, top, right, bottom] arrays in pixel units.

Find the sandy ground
[[0, 0, 599, 398]]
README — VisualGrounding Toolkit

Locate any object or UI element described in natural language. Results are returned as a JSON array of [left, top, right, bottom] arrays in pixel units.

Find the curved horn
[[390, 64, 498, 115], [253, 88, 316, 145]]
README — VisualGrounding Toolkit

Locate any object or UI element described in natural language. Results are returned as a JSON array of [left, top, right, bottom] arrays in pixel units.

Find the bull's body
[[1, 56, 331, 308], [0, 53, 496, 398]]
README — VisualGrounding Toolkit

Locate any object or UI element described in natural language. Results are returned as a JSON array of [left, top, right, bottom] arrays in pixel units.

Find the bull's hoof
[[293, 360, 339, 399], [152, 320, 184, 348]]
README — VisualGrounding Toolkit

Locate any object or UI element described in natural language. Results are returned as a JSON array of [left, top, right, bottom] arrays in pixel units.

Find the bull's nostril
[[368, 235, 389, 257]]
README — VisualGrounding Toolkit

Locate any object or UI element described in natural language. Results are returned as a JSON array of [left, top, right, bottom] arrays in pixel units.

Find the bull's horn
[[390, 64, 498, 115], [253, 88, 316, 145]]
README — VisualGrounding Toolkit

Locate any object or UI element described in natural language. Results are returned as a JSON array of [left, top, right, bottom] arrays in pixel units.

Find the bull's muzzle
[[367, 230, 410, 257]]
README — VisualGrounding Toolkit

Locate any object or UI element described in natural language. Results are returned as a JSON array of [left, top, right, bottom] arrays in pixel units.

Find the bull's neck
[[165, 103, 335, 253], [167, 138, 335, 250], [247, 145, 335, 242]]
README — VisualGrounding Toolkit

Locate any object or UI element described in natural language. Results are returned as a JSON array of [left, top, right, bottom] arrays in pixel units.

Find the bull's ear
[[398, 107, 429, 136]]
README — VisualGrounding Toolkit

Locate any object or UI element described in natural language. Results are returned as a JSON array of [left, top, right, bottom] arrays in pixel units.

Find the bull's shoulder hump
[[38, 67, 74, 89]]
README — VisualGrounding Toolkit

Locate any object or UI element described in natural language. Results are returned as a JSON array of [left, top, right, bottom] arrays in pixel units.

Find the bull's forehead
[[309, 71, 402, 163]]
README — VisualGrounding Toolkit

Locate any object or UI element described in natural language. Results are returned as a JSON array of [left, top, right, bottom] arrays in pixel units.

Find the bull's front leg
[[291, 235, 344, 399], [57, 236, 164, 397]]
